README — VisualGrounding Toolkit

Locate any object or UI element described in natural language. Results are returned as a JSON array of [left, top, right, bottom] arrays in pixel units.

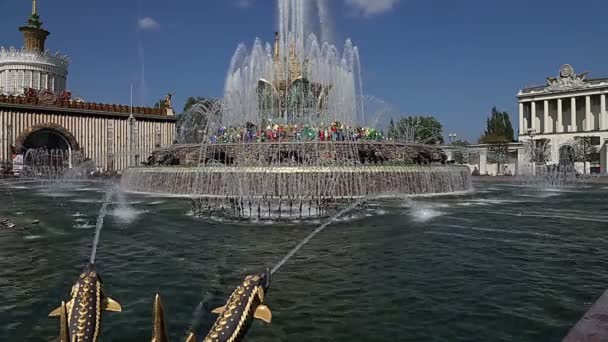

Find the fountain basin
[[122, 165, 471, 198], [122, 140, 471, 218]]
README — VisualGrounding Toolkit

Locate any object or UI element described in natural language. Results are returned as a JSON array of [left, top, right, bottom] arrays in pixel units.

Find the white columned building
[[518, 64, 608, 174]]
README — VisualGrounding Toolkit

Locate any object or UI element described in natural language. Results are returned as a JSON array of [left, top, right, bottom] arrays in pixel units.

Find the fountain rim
[[151, 140, 447, 151], [125, 165, 470, 174]]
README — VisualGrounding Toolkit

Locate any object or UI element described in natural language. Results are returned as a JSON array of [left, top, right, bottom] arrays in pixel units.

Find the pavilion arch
[[13, 123, 80, 155]]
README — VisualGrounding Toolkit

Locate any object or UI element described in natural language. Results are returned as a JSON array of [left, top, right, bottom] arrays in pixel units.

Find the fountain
[[518, 136, 577, 188], [21, 148, 96, 180], [121, 0, 472, 218]]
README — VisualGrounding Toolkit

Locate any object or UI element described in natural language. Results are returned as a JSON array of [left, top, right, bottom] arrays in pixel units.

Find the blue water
[[1, 180, 607, 341]]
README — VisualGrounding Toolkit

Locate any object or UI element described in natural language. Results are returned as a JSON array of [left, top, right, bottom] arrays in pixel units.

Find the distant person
[[472, 166, 480, 176]]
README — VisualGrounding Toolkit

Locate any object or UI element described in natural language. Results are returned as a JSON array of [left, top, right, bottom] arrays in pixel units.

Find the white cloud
[[138, 17, 160, 31], [235, 0, 254, 9], [345, 0, 399, 16]]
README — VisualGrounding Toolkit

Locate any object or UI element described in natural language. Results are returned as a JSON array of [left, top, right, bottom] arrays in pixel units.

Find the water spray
[[270, 198, 366, 275], [89, 189, 114, 265]]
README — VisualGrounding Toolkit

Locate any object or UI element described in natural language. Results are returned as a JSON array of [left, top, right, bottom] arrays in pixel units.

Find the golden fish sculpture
[[51, 268, 272, 342], [49, 263, 122, 342], [197, 268, 272, 342]]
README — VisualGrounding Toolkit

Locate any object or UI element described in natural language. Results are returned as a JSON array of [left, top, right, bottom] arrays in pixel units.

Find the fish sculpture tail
[[59, 301, 70, 342], [184, 332, 196, 342], [152, 294, 170, 342]]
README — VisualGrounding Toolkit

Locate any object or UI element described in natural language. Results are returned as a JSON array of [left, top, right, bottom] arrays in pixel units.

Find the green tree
[[479, 107, 514, 144], [177, 98, 221, 143], [529, 138, 551, 165], [392, 116, 444, 144], [388, 119, 397, 140], [451, 140, 470, 165], [479, 107, 515, 174], [487, 144, 509, 173], [452, 140, 470, 147], [573, 136, 599, 174], [183, 97, 206, 113], [154, 99, 165, 110]]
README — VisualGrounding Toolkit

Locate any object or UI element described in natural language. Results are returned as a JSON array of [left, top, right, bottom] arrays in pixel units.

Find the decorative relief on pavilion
[[0, 89, 167, 116], [545, 64, 590, 93], [24, 87, 72, 104]]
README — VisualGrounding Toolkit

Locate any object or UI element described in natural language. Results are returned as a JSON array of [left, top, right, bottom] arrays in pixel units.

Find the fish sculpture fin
[[151, 294, 169, 342], [211, 305, 226, 315], [184, 332, 196, 342], [59, 301, 70, 342], [254, 305, 272, 324], [102, 297, 123, 312], [48, 307, 62, 317], [49, 299, 72, 317]]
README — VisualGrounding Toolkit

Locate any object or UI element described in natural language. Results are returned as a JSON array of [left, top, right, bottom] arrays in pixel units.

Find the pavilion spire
[[25, 0, 43, 29], [20, 0, 49, 52]]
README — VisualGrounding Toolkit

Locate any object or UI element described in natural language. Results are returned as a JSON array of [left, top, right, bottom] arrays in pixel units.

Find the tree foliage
[[529, 138, 551, 164], [573, 136, 599, 174], [388, 116, 444, 145], [487, 144, 509, 165], [480, 107, 514, 144], [451, 140, 470, 147], [177, 97, 220, 143], [154, 99, 165, 110], [451, 140, 470, 165], [183, 97, 206, 113]]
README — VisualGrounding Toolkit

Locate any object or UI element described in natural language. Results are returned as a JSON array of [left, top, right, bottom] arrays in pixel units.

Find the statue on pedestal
[[164, 92, 175, 109]]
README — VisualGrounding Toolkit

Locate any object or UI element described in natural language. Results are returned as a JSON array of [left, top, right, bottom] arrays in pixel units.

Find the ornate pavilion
[[0, 0, 69, 96], [0, 0, 176, 173]]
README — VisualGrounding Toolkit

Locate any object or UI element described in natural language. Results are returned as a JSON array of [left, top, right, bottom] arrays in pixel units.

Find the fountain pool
[[1, 179, 607, 341]]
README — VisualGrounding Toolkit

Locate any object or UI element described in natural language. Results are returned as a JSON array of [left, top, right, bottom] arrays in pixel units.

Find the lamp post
[[527, 128, 537, 176], [128, 114, 135, 168]]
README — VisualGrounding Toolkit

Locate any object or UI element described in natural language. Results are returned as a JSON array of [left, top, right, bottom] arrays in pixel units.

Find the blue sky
[[1, 0, 607, 142]]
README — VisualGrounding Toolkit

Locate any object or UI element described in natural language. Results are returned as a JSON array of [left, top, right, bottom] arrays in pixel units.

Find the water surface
[[0, 180, 606, 341]]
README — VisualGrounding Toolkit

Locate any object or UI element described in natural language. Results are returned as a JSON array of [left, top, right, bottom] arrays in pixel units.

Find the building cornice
[[0, 101, 177, 122], [518, 65, 608, 100], [518, 129, 608, 140], [518, 87, 608, 102], [441, 142, 524, 150]]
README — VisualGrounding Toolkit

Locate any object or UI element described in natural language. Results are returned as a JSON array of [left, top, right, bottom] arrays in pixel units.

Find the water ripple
[[1, 180, 606, 341]]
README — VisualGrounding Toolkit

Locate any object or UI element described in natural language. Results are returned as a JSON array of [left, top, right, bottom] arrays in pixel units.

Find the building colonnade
[[0, 67, 67, 94], [519, 93, 608, 135]]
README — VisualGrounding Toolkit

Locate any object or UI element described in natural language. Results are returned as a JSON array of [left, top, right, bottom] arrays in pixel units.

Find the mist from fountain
[[121, 0, 473, 218], [222, 0, 363, 128], [123, 165, 471, 219], [518, 138, 576, 188], [21, 149, 96, 181]]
